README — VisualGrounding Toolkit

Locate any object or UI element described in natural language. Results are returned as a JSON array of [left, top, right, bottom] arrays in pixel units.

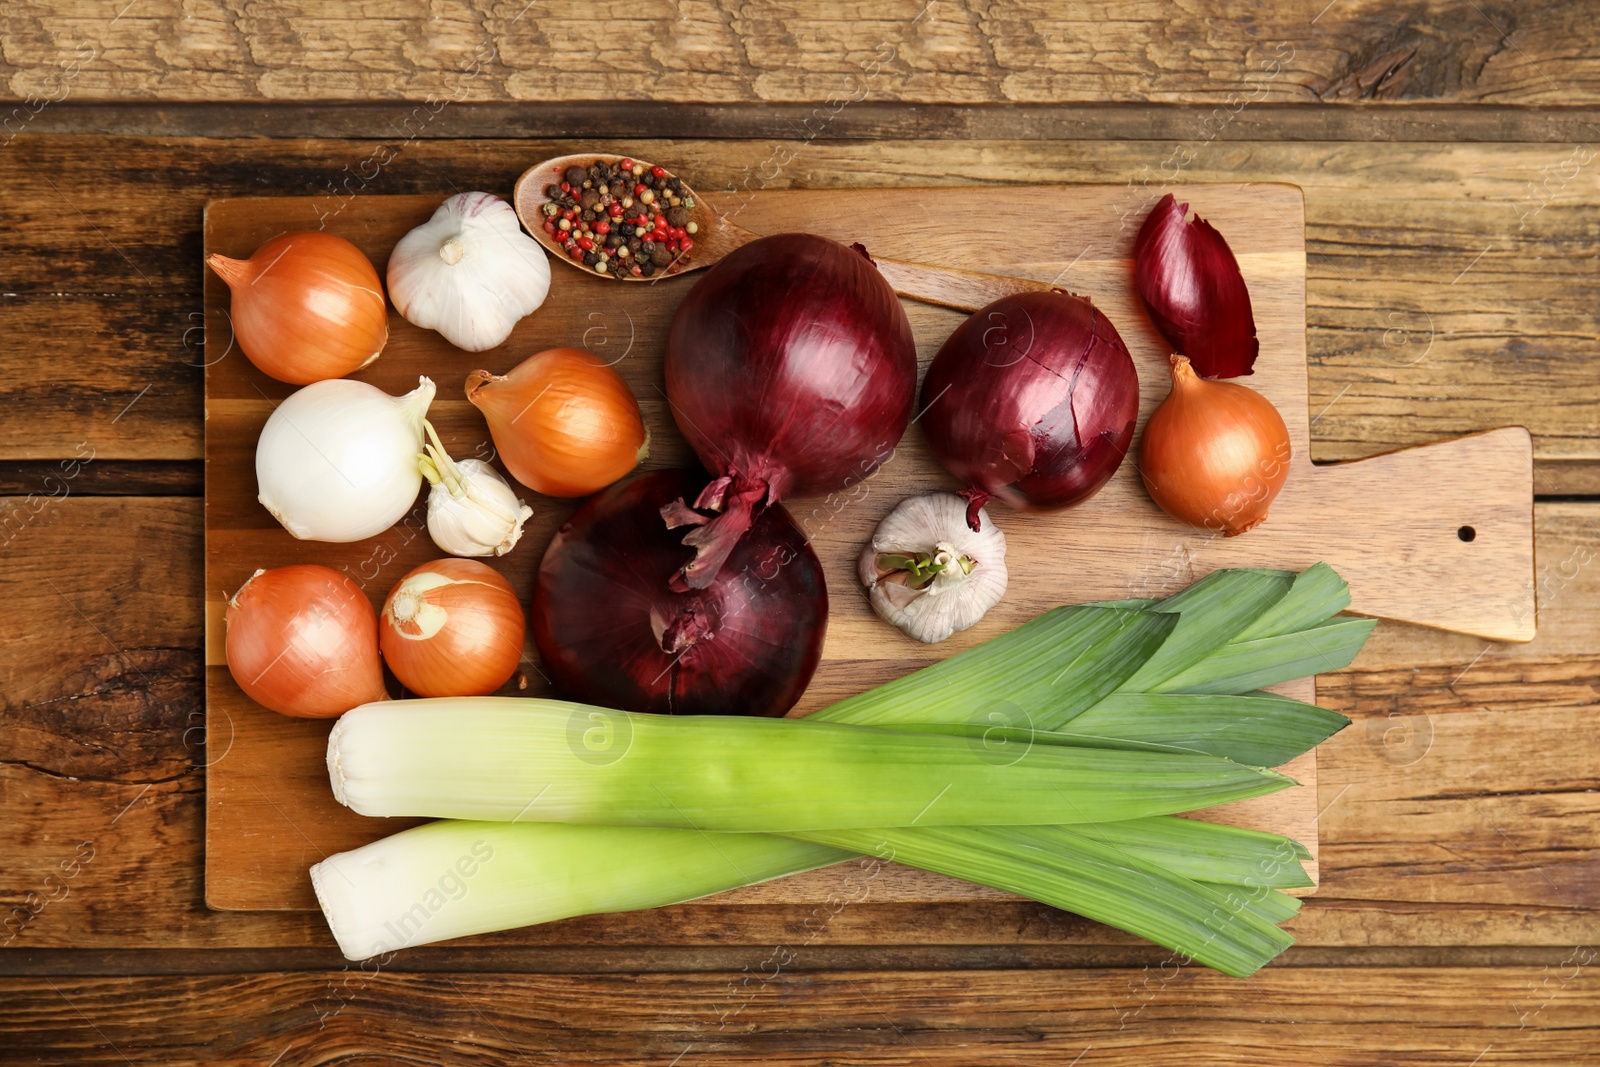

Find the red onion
[[663, 233, 916, 589], [531, 468, 828, 717], [1134, 193, 1259, 379], [919, 290, 1140, 531]]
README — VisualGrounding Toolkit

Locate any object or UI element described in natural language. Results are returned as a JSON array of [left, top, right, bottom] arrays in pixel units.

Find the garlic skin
[[858, 492, 1008, 644], [387, 192, 551, 352], [419, 424, 534, 557]]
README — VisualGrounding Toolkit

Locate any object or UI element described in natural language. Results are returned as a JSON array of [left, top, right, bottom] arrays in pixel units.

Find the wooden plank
[[4, 498, 1595, 949], [2, 136, 1597, 491], [3, 1, 1597, 105], [4, 967, 1598, 1064], [16, 101, 1600, 143]]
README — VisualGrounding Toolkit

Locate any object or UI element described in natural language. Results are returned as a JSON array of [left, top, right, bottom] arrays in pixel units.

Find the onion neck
[[1169, 353, 1200, 389], [662, 474, 769, 592], [205, 252, 252, 289], [957, 488, 991, 533]]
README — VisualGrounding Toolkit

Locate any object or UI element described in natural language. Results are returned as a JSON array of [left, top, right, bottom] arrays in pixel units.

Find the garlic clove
[[418, 418, 534, 557], [426, 458, 535, 557], [387, 192, 552, 353], [858, 492, 1008, 644]]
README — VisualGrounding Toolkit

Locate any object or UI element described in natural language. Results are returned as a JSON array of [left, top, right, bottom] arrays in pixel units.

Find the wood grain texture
[[1, 135, 1596, 492], [5, 967, 1599, 1065], [201, 184, 1347, 912], [4, 505, 1594, 949], [1, 1, 1594, 106]]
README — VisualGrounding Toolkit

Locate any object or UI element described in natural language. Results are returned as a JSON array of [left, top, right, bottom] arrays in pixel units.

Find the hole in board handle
[[1458, 526, 1477, 543]]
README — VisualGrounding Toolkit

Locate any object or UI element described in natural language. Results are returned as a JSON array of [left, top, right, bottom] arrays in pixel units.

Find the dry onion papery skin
[[224, 564, 387, 718], [380, 559, 525, 698], [466, 348, 649, 499], [1139, 355, 1292, 537], [205, 231, 389, 385]]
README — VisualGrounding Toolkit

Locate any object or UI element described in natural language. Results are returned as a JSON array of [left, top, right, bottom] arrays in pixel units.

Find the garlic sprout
[[858, 492, 1007, 643], [419, 423, 534, 557]]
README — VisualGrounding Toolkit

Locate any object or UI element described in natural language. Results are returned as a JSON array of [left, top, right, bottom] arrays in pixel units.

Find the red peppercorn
[[560, 181, 570, 192], [568, 245, 584, 261], [620, 158, 634, 170], [595, 220, 610, 235], [578, 236, 594, 251], [563, 208, 576, 220], [635, 183, 647, 196], [654, 215, 669, 230], [668, 239, 680, 251], [608, 202, 623, 217], [680, 237, 695, 251], [651, 165, 666, 178], [631, 264, 643, 276], [671, 226, 686, 240], [542, 220, 555, 234]]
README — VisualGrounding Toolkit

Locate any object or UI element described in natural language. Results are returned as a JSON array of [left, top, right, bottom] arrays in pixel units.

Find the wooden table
[[4, 4, 1599, 1063]]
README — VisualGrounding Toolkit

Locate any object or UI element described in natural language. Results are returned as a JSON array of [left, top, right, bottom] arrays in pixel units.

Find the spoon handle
[[871, 256, 1066, 313]]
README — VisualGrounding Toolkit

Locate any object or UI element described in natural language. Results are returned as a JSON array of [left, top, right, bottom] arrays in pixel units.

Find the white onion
[[256, 376, 435, 542]]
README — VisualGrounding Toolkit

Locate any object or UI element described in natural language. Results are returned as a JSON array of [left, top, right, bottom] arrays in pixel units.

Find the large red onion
[[920, 290, 1139, 531], [663, 233, 916, 589], [1134, 193, 1259, 379], [531, 468, 828, 717]]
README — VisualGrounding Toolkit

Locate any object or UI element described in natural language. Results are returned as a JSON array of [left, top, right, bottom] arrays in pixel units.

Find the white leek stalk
[[311, 820, 846, 960]]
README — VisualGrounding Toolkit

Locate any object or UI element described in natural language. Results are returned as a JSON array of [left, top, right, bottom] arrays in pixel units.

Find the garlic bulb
[[256, 377, 435, 543], [387, 192, 551, 352], [858, 492, 1008, 644], [419, 423, 534, 557]]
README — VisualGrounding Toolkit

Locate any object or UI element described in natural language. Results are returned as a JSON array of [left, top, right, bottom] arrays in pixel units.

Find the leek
[[314, 565, 1370, 974], [330, 699, 1293, 830]]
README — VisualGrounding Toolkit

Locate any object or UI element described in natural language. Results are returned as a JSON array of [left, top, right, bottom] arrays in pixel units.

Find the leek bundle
[[313, 564, 1371, 976]]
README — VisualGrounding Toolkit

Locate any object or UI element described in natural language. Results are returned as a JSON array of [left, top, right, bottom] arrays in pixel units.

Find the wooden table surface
[[4, 4, 1599, 1064]]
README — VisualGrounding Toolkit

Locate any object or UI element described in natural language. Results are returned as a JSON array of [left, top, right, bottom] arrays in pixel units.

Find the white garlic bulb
[[387, 192, 551, 352], [858, 492, 1008, 644], [419, 424, 534, 557]]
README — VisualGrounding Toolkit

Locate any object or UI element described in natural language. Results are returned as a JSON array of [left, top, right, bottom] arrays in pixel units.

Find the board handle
[[1305, 427, 1536, 642], [872, 256, 1065, 313]]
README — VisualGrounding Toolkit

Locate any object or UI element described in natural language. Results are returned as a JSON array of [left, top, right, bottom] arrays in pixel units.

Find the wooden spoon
[[513, 153, 1061, 313]]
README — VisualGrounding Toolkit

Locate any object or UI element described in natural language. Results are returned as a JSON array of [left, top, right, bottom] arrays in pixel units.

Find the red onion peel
[[1133, 193, 1259, 379]]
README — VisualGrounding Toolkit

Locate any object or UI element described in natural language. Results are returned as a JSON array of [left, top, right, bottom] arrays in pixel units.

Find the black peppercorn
[[628, 237, 643, 252], [579, 189, 601, 210], [640, 261, 656, 277], [563, 165, 586, 186], [651, 247, 672, 267], [583, 251, 599, 266], [580, 208, 596, 222], [607, 234, 623, 248]]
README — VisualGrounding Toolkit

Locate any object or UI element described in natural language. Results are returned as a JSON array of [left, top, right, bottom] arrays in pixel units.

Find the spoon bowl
[[513, 153, 740, 283]]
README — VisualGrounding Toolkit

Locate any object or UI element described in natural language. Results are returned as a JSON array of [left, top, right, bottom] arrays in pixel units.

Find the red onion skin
[[531, 468, 828, 717], [920, 290, 1140, 530], [663, 233, 916, 588], [1133, 193, 1259, 379]]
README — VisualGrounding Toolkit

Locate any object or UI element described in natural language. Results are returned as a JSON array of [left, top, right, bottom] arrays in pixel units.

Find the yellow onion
[[1139, 355, 1291, 536], [379, 559, 525, 698], [465, 348, 648, 498], [206, 231, 389, 385]]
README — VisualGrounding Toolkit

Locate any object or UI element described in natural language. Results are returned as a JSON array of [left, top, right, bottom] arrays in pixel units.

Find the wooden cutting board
[[203, 183, 1534, 912]]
